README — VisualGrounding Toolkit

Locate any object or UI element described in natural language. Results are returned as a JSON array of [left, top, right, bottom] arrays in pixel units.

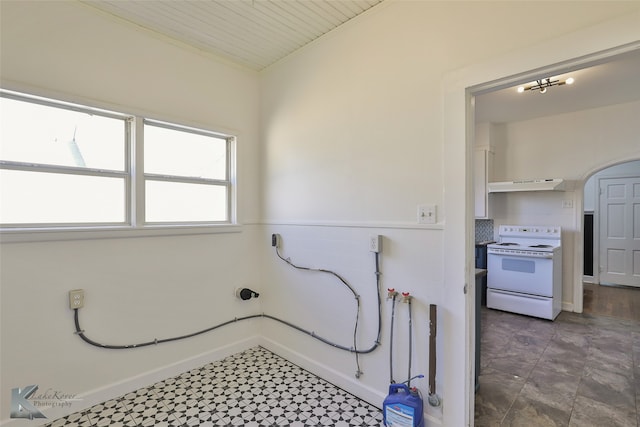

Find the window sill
[[0, 224, 243, 243]]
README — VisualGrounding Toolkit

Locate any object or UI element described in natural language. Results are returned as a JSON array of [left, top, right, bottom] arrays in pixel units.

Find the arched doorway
[[574, 158, 640, 316]]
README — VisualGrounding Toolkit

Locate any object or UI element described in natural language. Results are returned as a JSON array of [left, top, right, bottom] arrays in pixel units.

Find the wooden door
[[599, 176, 640, 286]]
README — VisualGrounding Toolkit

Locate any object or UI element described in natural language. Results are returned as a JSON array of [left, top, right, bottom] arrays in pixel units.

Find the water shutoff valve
[[402, 292, 412, 303], [236, 288, 260, 301]]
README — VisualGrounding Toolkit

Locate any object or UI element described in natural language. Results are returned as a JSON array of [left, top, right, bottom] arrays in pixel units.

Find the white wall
[[259, 2, 640, 426], [0, 1, 261, 423], [489, 101, 640, 310], [2, 1, 640, 426], [493, 101, 640, 183], [259, 225, 444, 416]]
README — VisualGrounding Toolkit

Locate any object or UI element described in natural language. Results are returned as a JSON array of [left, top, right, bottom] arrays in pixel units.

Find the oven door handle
[[489, 289, 550, 301]]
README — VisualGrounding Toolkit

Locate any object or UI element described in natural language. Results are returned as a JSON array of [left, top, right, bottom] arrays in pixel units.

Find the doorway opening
[[468, 42, 640, 426], [579, 159, 640, 320]]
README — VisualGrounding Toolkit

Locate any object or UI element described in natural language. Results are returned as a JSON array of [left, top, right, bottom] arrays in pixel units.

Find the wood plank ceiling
[[83, 0, 384, 71]]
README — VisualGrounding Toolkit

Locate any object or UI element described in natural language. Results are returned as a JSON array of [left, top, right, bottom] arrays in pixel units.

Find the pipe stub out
[[428, 393, 441, 407], [236, 288, 259, 300]]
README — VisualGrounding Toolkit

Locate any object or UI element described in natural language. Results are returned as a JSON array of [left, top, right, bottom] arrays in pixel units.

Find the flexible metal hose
[[389, 293, 397, 383], [407, 297, 413, 387]]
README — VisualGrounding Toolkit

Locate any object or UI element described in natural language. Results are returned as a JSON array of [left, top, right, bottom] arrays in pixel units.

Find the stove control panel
[[499, 225, 561, 238]]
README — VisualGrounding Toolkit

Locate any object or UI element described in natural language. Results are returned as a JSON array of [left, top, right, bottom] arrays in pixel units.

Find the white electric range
[[486, 225, 562, 320]]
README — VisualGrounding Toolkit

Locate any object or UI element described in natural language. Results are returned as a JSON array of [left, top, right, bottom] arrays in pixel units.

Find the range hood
[[488, 179, 565, 193]]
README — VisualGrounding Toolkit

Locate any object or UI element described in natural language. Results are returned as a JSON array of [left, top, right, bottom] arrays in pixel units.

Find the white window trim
[[140, 119, 234, 226], [0, 224, 243, 243], [0, 89, 241, 243]]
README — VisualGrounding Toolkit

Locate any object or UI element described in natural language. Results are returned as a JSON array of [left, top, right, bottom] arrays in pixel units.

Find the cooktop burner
[[488, 225, 562, 254]]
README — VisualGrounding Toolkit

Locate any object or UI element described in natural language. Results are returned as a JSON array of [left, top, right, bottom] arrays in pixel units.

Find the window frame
[[0, 89, 239, 242], [141, 119, 234, 226]]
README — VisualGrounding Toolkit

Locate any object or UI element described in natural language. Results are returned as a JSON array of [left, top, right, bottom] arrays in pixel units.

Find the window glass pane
[[0, 96, 126, 171], [0, 170, 125, 224], [144, 124, 227, 180], [145, 181, 227, 223]]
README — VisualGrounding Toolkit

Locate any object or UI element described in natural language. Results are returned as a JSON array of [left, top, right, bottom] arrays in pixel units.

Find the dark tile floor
[[476, 307, 640, 427], [43, 346, 383, 427]]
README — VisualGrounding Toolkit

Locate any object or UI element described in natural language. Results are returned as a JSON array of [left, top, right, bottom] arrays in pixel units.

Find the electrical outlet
[[369, 235, 382, 253], [271, 233, 281, 248], [418, 204, 437, 224], [69, 289, 84, 309]]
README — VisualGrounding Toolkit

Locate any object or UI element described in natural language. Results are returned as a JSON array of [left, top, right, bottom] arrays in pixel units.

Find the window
[[0, 90, 235, 234], [143, 120, 231, 224], [0, 92, 130, 226]]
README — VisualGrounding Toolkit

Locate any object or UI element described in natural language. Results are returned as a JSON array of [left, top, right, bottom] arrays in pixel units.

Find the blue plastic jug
[[383, 383, 424, 427]]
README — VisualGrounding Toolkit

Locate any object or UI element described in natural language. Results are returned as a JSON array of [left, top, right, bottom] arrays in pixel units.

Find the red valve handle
[[402, 292, 410, 297], [388, 288, 395, 292]]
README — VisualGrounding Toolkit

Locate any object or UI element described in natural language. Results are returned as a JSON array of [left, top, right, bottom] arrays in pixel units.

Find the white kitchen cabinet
[[474, 122, 497, 219], [474, 148, 493, 218]]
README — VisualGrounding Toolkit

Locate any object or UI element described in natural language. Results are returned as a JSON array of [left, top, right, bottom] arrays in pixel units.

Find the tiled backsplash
[[475, 219, 494, 243]]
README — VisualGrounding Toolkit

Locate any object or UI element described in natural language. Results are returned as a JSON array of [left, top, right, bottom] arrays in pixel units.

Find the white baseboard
[[258, 337, 443, 427], [258, 336, 386, 407], [1, 336, 261, 427], [562, 301, 575, 312]]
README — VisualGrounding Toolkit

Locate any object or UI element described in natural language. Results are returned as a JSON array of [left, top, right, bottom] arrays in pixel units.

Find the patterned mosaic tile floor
[[43, 346, 383, 427]]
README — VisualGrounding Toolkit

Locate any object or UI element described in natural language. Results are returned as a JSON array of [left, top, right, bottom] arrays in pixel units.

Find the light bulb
[[565, 77, 574, 85], [540, 87, 547, 94], [517, 86, 525, 93]]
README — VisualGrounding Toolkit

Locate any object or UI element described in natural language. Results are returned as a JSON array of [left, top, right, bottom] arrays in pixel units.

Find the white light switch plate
[[418, 204, 437, 224]]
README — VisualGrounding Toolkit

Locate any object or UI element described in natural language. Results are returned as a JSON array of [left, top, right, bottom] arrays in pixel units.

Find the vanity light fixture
[[517, 77, 574, 94]]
